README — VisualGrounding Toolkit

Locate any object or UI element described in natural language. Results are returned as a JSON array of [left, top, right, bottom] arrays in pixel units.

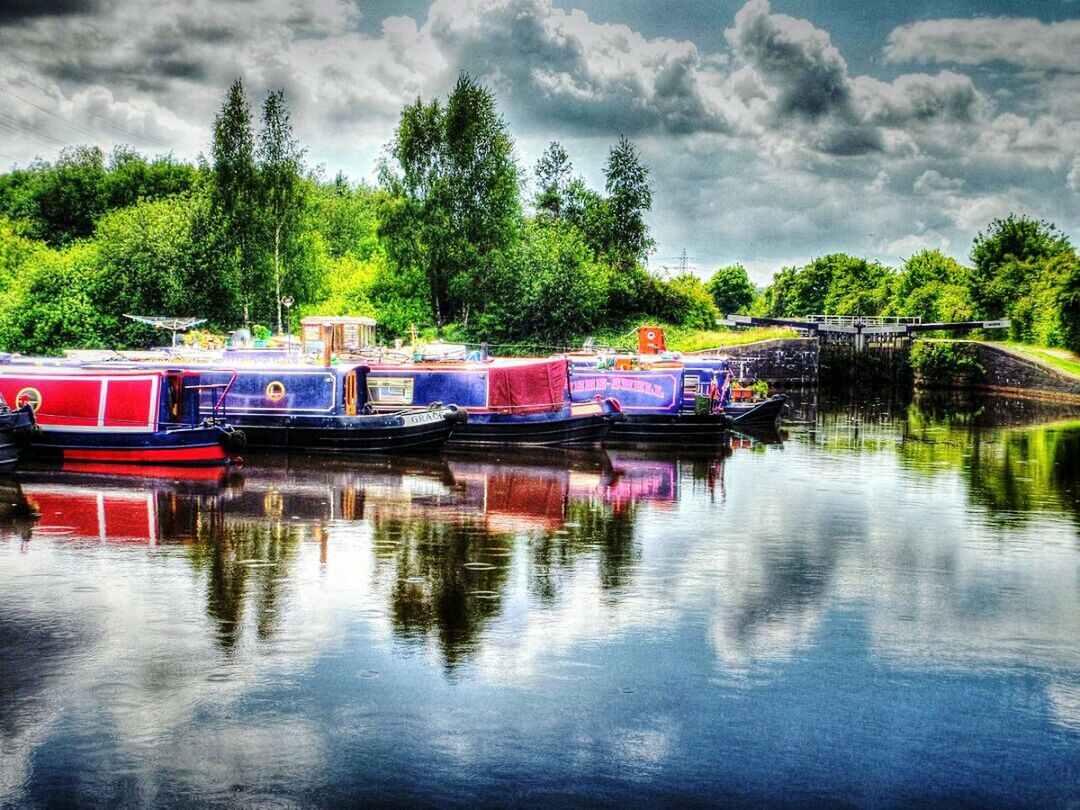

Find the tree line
[[0, 73, 1077, 355], [749, 216, 1080, 350]]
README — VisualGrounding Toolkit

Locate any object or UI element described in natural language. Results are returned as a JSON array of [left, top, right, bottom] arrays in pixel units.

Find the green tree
[[969, 214, 1072, 318], [534, 141, 573, 221], [603, 136, 653, 266], [258, 88, 307, 334], [477, 221, 606, 345], [708, 264, 756, 315], [14, 147, 108, 246], [105, 146, 198, 210], [652, 273, 720, 329], [212, 78, 261, 324], [379, 74, 522, 331], [0, 241, 110, 355], [891, 250, 972, 322]]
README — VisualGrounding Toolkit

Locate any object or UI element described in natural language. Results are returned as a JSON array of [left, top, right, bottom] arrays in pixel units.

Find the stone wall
[[918, 341, 1080, 403], [689, 338, 819, 386]]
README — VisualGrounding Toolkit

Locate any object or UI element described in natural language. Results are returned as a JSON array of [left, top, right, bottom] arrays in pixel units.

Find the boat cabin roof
[[300, 316, 377, 326]]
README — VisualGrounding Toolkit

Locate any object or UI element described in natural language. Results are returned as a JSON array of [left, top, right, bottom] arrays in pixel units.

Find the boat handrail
[[187, 369, 238, 422]]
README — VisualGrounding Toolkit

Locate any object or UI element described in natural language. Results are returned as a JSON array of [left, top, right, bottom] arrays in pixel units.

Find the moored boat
[[0, 366, 242, 466], [567, 327, 787, 442], [189, 364, 467, 453], [365, 356, 622, 447]]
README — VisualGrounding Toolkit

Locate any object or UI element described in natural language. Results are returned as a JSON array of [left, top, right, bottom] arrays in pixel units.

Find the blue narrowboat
[[365, 356, 622, 447], [567, 327, 786, 441], [188, 363, 467, 453]]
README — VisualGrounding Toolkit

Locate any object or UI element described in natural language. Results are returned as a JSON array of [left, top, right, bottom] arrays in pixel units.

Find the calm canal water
[[1, 391, 1078, 808]]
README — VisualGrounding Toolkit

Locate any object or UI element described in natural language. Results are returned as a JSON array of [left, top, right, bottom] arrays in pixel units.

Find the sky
[[0, 0, 1078, 283]]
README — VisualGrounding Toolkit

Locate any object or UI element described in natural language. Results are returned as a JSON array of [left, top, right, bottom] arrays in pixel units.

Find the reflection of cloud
[[1046, 682, 1080, 732]]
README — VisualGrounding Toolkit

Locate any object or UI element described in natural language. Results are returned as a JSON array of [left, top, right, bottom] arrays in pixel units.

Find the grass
[[996, 341, 1080, 378], [664, 326, 799, 352]]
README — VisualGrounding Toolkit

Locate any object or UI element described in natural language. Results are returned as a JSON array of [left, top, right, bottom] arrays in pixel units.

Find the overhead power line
[[0, 35, 150, 144], [0, 85, 100, 142]]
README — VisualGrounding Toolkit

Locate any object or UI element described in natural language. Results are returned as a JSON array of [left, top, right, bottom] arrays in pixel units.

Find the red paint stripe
[[61, 444, 228, 465]]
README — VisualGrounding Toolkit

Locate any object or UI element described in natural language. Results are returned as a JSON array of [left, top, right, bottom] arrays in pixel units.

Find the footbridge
[[720, 314, 1011, 352]]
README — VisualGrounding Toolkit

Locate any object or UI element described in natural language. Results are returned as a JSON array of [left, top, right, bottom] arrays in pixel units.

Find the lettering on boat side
[[570, 376, 666, 399], [402, 411, 444, 426]]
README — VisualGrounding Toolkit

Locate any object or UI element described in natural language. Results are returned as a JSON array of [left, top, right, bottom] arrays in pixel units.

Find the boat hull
[[606, 413, 732, 444], [222, 407, 465, 453], [449, 411, 614, 447], [22, 425, 236, 467], [727, 395, 788, 430]]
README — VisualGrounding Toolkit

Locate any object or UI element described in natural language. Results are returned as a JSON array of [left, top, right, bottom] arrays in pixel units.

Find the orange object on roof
[[638, 327, 666, 355]]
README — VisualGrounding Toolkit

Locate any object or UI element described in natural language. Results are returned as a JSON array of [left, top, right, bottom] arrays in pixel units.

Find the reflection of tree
[[184, 514, 303, 650], [529, 500, 639, 604], [966, 425, 1080, 529], [372, 515, 509, 669], [897, 397, 1080, 531]]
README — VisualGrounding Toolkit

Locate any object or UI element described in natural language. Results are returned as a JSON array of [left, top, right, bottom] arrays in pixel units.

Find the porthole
[[265, 381, 286, 402], [16, 387, 42, 412]]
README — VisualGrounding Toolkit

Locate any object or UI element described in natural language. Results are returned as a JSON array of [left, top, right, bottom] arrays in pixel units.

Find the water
[[1, 391, 1078, 807]]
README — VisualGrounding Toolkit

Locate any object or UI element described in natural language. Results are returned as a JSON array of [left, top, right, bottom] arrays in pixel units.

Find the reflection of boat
[[0, 366, 242, 466], [0, 393, 36, 473]]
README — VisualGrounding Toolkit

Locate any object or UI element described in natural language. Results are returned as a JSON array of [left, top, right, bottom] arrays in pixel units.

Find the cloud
[[423, 0, 734, 135], [0, 0, 1078, 273], [914, 169, 964, 194], [854, 71, 988, 127], [725, 0, 850, 119], [723, 0, 885, 155], [881, 230, 951, 257], [1069, 156, 1080, 193], [884, 17, 1080, 73], [0, 0, 100, 20]]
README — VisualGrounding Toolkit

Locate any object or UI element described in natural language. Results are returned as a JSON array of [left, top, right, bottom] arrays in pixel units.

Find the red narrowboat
[[0, 366, 243, 466]]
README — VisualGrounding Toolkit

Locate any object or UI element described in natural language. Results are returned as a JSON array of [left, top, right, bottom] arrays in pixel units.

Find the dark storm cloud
[[425, 0, 731, 136], [0, 0, 100, 21], [724, 0, 851, 120]]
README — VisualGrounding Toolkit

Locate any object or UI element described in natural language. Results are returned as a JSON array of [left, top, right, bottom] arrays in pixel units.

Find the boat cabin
[[0, 367, 207, 432], [300, 316, 377, 365]]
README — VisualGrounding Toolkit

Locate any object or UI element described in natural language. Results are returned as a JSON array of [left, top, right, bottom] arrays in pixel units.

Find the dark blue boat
[[568, 359, 735, 443], [190, 364, 467, 453]]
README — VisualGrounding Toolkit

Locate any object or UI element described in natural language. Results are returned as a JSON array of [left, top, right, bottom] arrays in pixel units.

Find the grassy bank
[[591, 324, 798, 353], [995, 342, 1080, 379]]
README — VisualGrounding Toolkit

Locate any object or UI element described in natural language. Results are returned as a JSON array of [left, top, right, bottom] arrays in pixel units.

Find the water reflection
[[1, 394, 1078, 806]]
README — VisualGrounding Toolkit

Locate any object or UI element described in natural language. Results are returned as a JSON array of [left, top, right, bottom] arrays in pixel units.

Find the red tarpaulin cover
[[487, 358, 568, 414]]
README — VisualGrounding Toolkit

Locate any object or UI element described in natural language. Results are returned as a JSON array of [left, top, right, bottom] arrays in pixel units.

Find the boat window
[[168, 374, 184, 422], [344, 371, 358, 416], [367, 377, 413, 405]]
